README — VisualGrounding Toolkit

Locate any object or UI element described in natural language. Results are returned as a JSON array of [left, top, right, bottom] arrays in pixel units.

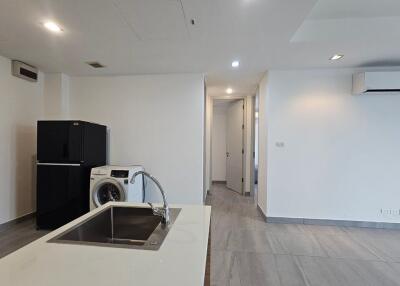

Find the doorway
[[204, 94, 256, 198], [252, 92, 259, 198], [226, 99, 244, 193], [211, 98, 245, 194]]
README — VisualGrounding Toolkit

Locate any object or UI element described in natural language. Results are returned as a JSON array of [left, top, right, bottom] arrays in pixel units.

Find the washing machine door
[[92, 178, 126, 208]]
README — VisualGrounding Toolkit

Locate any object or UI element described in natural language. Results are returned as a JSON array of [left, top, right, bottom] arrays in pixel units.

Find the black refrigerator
[[36, 120, 106, 229]]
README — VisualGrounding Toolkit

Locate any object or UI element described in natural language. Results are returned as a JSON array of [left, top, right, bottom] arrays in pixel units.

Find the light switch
[[275, 142, 285, 148]]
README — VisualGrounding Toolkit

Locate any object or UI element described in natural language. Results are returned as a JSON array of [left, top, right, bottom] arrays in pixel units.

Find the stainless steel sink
[[48, 206, 181, 250]]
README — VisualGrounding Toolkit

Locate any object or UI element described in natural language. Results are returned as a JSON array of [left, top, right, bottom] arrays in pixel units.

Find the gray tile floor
[[206, 183, 400, 286]]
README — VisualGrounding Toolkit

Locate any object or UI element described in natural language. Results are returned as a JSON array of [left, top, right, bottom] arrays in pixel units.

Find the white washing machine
[[90, 165, 145, 210]]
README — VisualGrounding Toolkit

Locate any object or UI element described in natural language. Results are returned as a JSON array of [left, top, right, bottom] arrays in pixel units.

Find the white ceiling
[[0, 0, 399, 97]]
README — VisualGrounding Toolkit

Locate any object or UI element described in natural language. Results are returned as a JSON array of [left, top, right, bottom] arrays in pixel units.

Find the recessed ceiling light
[[86, 62, 106, 68], [329, 54, 344, 61], [226, 88, 233, 94], [43, 21, 63, 33], [231, 60, 240, 68]]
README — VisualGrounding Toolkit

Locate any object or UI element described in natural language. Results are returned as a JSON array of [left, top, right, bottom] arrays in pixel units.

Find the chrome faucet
[[130, 170, 170, 225]]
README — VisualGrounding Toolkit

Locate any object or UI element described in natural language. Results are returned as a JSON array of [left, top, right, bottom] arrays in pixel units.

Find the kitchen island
[[0, 202, 211, 286]]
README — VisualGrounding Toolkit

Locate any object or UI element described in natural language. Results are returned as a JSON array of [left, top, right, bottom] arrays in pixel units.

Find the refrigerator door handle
[[37, 163, 82, 166]]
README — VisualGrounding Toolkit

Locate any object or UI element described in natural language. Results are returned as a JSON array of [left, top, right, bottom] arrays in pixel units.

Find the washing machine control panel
[[111, 170, 129, 178]]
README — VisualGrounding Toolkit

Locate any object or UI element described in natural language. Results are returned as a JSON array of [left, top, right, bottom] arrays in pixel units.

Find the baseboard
[[266, 217, 303, 224], [0, 212, 36, 232], [212, 180, 226, 184], [266, 216, 400, 230]]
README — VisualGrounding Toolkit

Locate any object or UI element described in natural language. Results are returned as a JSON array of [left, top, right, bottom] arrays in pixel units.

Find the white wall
[[257, 74, 269, 216], [204, 94, 213, 197], [212, 105, 227, 181], [244, 96, 255, 195], [262, 69, 400, 223], [69, 74, 205, 204], [0, 55, 44, 224], [44, 73, 70, 119]]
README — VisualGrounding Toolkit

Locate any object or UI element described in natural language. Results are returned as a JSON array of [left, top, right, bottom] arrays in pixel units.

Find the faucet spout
[[131, 171, 170, 225]]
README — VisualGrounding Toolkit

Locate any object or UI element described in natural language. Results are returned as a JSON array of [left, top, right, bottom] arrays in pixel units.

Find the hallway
[[207, 184, 400, 286]]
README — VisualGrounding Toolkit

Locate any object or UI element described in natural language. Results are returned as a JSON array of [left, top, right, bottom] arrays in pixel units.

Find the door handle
[[37, 163, 81, 166], [226, 152, 230, 158]]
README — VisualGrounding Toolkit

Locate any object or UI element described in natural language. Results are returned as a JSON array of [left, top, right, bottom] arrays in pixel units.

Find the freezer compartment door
[[37, 121, 84, 163], [36, 165, 90, 230]]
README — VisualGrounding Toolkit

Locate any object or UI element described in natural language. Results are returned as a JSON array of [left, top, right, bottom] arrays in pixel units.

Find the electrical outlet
[[380, 209, 400, 216]]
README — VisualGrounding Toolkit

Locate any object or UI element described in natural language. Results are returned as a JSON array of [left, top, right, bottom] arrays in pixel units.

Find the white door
[[226, 99, 244, 193]]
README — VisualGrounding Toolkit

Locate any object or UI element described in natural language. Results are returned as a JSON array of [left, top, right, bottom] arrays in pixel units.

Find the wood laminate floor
[[1, 184, 400, 286], [206, 183, 400, 286], [0, 218, 49, 259]]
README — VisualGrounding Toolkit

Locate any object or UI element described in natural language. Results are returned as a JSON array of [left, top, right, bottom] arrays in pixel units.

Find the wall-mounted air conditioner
[[12, 60, 38, 82], [352, 71, 400, 95]]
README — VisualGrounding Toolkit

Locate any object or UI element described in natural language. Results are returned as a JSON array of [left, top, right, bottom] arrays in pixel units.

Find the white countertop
[[0, 202, 211, 286]]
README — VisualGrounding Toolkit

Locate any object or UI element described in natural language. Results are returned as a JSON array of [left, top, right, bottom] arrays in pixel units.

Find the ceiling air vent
[[86, 62, 105, 68]]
